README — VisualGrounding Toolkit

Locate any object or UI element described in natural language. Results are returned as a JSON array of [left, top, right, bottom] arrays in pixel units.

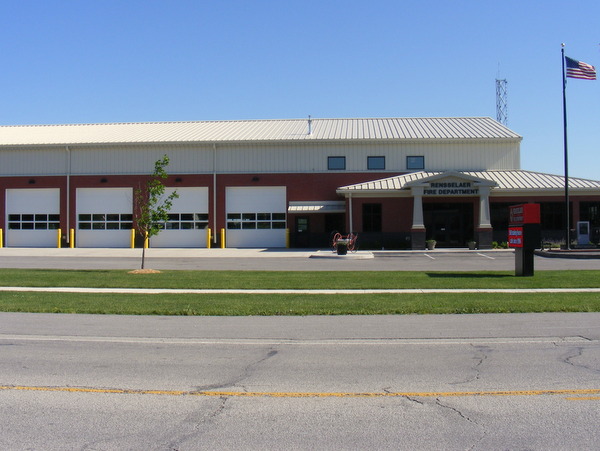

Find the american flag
[[565, 56, 596, 80]]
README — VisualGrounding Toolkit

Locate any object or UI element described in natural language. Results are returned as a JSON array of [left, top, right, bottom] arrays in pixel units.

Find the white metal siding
[[216, 141, 520, 173], [0, 148, 66, 176], [150, 187, 209, 248], [70, 145, 215, 175], [76, 188, 132, 248], [5, 188, 60, 247], [0, 139, 521, 176]]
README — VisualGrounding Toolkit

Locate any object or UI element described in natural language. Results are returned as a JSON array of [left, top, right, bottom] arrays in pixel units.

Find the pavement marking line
[[2, 385, 599, 399], [477, 253, 496, 260], [565, 396, 600, 401]]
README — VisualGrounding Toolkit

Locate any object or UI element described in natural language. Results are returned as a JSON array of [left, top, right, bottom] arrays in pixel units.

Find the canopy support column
[[411, 187, 426, 249]]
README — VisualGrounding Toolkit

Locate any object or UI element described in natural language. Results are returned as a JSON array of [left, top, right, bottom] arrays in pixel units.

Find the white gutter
[[213, 143, 217, 244], [65, 146, 71, 243]]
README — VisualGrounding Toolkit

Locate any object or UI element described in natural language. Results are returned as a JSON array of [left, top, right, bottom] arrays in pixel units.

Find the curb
[[534, 250, 600, 260]]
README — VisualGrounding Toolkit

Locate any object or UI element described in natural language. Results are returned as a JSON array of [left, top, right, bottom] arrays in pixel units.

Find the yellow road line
[[1, 385, 600, 398], [565, 396, 600, 401]]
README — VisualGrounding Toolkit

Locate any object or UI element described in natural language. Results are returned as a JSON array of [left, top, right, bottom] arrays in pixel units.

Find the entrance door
[[295, 217, 310, 248], [424, 203, 473, 247]]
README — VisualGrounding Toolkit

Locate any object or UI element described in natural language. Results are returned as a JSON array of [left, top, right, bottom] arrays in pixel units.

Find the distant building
[[1, 117, 599, 249]]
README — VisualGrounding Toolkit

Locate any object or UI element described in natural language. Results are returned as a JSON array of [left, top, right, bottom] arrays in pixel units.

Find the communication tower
[[496, 78, 508, 125]]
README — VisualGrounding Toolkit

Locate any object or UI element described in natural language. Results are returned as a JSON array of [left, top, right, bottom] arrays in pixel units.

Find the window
[[367, 156, 385, 170], [8, 214, 60, 230], [362, 203, 382, 232], [540, 202, 569, 230], [227, 212, 286, 230], [328, 156, 346, 170], [78, 213, 132, 230], [407, 156, 425, 170], [158, 213, 208, 230], [580, 202, 600, 227]]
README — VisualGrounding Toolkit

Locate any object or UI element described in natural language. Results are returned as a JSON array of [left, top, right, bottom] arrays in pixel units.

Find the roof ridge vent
[[307, 115, 312, 135]]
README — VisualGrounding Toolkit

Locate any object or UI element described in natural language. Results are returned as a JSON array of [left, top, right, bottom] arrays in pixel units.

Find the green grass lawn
[[0, 268, 599, 289], [0, 269, 599, 316]]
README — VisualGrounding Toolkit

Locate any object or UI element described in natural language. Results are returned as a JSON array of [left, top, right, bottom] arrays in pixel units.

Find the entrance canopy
[[336, 170, 600, 250], [337, 170, 600, 197]]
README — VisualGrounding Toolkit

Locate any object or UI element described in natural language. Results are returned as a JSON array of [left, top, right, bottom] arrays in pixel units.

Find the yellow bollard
[[70, 228, 75, 248], [285, 228, 290, 248], [206, 228, 212, 249], [130, 229, 135, 248], [220, 228, 226, 249], [144, 231, 149, 249], [57, 228, 62, 248], [0, 228, 3, 248]]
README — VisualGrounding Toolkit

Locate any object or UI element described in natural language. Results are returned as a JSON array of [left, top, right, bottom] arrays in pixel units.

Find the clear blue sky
[[1, 1, 598, 180]]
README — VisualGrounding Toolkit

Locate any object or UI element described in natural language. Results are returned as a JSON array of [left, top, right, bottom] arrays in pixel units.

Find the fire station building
[[1, 117, 599, 249]]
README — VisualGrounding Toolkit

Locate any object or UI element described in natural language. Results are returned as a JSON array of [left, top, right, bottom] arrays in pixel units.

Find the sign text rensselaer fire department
[[424, 182, 479, 196]]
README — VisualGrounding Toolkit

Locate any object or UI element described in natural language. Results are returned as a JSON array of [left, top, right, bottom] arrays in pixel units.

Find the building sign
[[423, 181, 479, 196], [509, 203, 540, 224], [508, 227, 524, 248], [508, 203, 540, 251]]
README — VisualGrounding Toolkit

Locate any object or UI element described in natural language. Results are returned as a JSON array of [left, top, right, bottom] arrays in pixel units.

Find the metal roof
[[337, 170, 600, 193], [0, 117, 520, 146]]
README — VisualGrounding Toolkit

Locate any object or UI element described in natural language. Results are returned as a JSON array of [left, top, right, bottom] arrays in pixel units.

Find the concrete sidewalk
[[0, 247, 317, 258]]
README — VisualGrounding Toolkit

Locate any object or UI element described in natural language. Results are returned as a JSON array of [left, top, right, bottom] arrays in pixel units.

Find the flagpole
[[561, 43, 570, 250]]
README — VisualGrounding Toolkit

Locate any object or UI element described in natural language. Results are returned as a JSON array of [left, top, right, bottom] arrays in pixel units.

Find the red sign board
[[508, 227, 524, 248], [509, 204, 540, 225]]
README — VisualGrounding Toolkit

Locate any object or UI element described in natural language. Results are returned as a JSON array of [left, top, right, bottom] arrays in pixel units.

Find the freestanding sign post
[[508, 204, 541, 276]]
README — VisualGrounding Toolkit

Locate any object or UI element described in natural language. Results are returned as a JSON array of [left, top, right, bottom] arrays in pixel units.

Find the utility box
[[508, 204, 541, 277]]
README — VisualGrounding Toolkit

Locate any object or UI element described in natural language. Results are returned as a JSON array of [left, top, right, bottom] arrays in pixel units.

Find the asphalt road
[[1, 312, 599, 450]]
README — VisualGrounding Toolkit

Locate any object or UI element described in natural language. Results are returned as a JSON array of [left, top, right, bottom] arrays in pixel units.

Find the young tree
[[134, 155, 179, 269]]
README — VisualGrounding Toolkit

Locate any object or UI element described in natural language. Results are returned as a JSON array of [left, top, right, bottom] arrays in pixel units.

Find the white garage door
[[6, 188, 60, 247], [226, 187, 286, 248], [150, 187, 209, 248], [76, 188, 133, 248]]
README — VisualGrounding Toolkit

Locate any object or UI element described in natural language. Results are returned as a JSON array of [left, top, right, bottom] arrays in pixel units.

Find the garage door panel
[[150, 187, 209, 248], [226, 187, 286, 248], [226, 229, 286, 248], [76, 188, 132, 248], [6, 188, 60, 247]]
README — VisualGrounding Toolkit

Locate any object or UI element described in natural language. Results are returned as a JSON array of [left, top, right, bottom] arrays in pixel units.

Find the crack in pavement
[[194, 347, 279, 392], [450, 345, 491, 386], [384, 386, 424, 405], [435, 398, 478, 425], [164, 396, 230, 450], [562, 346, 600, 375], [435, 398, 487, 450]]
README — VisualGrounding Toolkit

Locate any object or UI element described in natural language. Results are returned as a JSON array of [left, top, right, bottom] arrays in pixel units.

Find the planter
[[425, 241, 436, 250], [336, 239, 349, 255], [467, 241, 477, 250]]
